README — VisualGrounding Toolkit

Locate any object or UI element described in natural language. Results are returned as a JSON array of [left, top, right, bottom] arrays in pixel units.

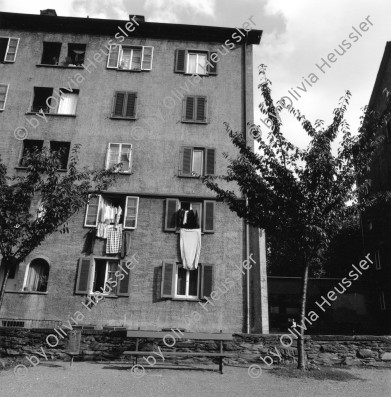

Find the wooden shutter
[[125, 93, 137, 118], [141, 46, 153, 70], [207, 52, 218, 75], [117, 260, 130, 296], [161, 262, 175, 298], [113, 92, 126, 117], [165, 199, 179, 231], [203, 200, 215, 233], [75, 258, 93, 294], [107, 44, 120, 68], [179, 147, 193, 176], [205, 148, 216, 175], [124, 196, 139, 229], [175, 49, 186, 73], [5, 38, 20, 63], [84, 195, 101, 227], [0, 84, 9, 111], [200, 264, 213, 298], [184, 96, 195, 121], [196, 97, 207, 122]]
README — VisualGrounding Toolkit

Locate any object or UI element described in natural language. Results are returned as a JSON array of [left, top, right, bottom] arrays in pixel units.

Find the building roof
[[0, 11, 262, 45]]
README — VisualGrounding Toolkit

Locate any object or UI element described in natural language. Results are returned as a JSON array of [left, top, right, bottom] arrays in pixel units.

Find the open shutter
[[207, 52, 218, 75], [179, 147, 193, 176], [141, 46, 153, 70], [183, 96, 195, 121], [124, 196, 139, 229], [174, 49, 186, 73], [113, 92, 126, 117], [0, 84, 9, 111], [203, 200, 215, 233], [125, 92, 137, 118], [205, 148, 216, 175], [5, 38, 20, 62], [165, 198, 179, 231], [196, 97, 207, 122], [117, 260, 130, 296], [161, 262, 175, 298], [107, 44, 120, 68], [200, 264, 213, 298], [75, 258, 93, 294], [84, 195, 101, 227]]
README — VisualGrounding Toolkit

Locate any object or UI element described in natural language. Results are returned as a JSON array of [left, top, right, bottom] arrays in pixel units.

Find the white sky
[[1, 0, 390, 148]]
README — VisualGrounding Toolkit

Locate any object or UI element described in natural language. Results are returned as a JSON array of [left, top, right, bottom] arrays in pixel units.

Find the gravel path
[[1, 362, 390, 397]]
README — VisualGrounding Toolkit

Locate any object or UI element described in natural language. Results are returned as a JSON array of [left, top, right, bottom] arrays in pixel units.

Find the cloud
[[71, 0, 126, 19]]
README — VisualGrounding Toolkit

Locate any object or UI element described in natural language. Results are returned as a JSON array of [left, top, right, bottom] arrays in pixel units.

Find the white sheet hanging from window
[[57, 92, 78, 114]]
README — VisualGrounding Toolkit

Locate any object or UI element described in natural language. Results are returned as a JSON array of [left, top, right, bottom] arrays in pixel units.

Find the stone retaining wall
[[1, 328, 391, 368]]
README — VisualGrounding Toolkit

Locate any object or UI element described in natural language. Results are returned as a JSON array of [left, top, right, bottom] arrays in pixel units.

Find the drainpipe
[[242, 31, 251, 334]]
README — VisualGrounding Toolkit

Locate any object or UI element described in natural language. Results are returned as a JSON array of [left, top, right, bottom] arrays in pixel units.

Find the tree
[[0, 144, 117, 309], [202, 65, 391, 369]]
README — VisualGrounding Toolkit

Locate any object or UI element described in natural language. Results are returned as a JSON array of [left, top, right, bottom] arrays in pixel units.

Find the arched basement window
[[24, 258, 49, 292]]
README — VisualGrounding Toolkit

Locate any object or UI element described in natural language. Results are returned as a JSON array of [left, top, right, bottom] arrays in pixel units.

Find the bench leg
[[219, 357, 223, 374]]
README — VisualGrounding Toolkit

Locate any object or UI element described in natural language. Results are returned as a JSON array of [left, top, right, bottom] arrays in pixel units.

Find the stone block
[[357, 349, 378, 359], [381, 352, 391, 361]]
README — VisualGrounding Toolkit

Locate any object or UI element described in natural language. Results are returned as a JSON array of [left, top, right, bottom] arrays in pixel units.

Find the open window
[[0, 37, 20, 63], [67, 43, 86, 66], [50, 141, 71, 170], [106, 143, 132, 173], [84, 194, 139, 230], [31, 87, 53, 113], [107, 45, 153, 71], [174, 49, 218, 76], [19, 139, 44, 167], [161, 262, 213, 300], [0, 84, 9, 110], [31, 87, 79, 114], [75, 257, 130, 296], [41, 42, 62, 65], [23, 258, 49, 292], [179, 147, 215, 176]]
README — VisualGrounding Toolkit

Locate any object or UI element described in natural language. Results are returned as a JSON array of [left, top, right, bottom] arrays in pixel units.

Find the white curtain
[[57, 92, 78, 114]]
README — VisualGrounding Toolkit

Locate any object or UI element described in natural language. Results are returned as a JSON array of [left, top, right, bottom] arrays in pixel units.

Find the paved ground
[[1, 361, 391, 397]]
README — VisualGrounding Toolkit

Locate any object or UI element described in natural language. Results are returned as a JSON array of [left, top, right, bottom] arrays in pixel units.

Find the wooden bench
[[123, 330, 235, 374]]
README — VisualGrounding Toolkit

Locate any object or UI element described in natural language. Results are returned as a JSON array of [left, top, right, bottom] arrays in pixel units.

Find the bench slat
[[126, 331, 233, 341]]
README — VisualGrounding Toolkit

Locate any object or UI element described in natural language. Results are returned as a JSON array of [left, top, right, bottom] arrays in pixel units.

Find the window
[[75, 257, 130, 296], [174, 49, 218, 76], [374, 249, 381, 270], [0, 37, 20, 63], [182, 96, 207, 123], [179, 147, 216, 176], [19, 139, 44, 167], [50, 141, 71, 170], [164, 198, 215, 233], [84, 194, 139, 230], [111, 92, 137, 119], [380, 291, 386, 310], [67, 43, 86, 66], [31, 87, 79, 115], [106, 143, 132, 173], [23, 258, 49, 292], [161, 262, 213, 300], [41, 42, 62, 65], [0, 84, 9, 110], [107, 45, 153, 71]]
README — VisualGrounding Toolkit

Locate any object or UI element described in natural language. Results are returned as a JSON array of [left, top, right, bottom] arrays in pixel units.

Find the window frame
[[18, 139, 44, 168], [30, 87, 79, 115], [186, 51, 208, 75], [107, 45, 154, 71], [182, 95, 208, 124], [0, 83, 9, 111], [49, 140, 71, 170], [0, 37, 20, 63], [22, 258, 50, 293], [105, 142, 133, 173], [174, 49, 218, 76], [173, 263, 201, 300], [179, 146, 216, 177], [111, 91, 137, 119]]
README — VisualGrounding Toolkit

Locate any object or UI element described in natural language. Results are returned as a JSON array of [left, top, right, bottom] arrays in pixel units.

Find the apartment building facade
[[0, 10, 268, 333]]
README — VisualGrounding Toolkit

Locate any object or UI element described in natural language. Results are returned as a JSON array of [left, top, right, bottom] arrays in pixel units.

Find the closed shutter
[[75, 258, 93, 294], [184, 96, 195, 121], [113, 92, 126, 117], [207, 52, 218, 75], [165, 198, 179, 231], [175, 49, 186, 73], [203, 200, 215, 233], [84, 195, 101, 227], [5, 38, 20, 63], [205, 148, 216, 175], [125, 93, 137, 118], [141, 46, 154, 70], [107, 44, 120, 68], [179, 147, 193, 176], [117, 260, 130, 296], [161, 262, 175, 298], [200, 264, 213, 298], [196, 97, 206, 122]]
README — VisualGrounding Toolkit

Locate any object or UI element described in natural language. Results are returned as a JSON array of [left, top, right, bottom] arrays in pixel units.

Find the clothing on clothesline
[[180, 228, 201, 270], [177, 209, 199, 229], [106, 225, 122, 254]]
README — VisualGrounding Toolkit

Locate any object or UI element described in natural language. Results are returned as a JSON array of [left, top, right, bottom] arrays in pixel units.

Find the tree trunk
[[297, 261, 310, 370], [0, 258, 11, 311]]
